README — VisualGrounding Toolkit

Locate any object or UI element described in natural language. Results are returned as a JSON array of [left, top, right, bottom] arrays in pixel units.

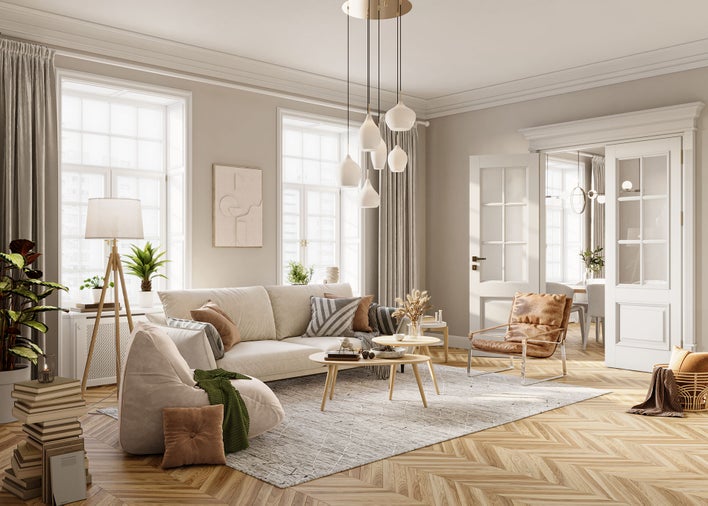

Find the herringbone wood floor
[[1, 324, 707, 505]]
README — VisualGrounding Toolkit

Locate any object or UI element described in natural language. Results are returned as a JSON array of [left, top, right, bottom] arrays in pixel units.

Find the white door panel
[[605, 137, 682, 371], [470, 154, 540, 331]]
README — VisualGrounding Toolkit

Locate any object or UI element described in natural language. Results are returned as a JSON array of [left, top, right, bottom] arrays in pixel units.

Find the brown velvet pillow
[[325, 293, 374, 332], [679, 351, 708, 373], [161, 405, 226, 469], [511, 292, 566, 327], [190, 301, 240, 350]]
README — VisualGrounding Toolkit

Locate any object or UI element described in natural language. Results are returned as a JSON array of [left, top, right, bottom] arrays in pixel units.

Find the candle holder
[[38, 354, 56, 383]]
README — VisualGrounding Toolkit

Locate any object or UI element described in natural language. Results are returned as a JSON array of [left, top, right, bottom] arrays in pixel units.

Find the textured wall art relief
[[213, 164, 263, 247]]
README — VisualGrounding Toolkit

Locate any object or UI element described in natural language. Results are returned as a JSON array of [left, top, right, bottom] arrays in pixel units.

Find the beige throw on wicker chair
[[467, 292, 573, 385]]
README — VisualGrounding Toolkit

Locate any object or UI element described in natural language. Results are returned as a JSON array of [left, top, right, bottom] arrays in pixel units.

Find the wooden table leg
[[443, 326, 449, 362], [388, 364, 397, 400], [411, 364, 428, 408], [426, 357, 440, 395], [321, 365, 334, 411], [330, 366, 339, 400]]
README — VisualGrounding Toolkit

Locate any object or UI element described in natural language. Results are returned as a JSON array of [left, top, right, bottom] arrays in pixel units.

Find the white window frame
[[57, 70, 193, 298], [276, 108, 365, 293]]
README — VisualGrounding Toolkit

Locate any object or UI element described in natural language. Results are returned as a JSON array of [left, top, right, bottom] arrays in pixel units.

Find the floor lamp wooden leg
[[81, 251, 114, 396]]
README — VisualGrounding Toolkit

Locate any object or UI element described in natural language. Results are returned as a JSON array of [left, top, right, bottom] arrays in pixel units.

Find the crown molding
[[3, 2, 708, 120], [424, 38, 708, 119], [0, 2, 426, 115], [520, 102, 705, 151]]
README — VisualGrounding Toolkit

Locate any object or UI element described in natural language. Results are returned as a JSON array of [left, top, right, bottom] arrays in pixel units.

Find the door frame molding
[[520, 102, 704, 350]]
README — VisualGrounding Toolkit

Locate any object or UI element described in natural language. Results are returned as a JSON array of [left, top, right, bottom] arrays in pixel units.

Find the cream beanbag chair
[[119, 322, 285, 455]]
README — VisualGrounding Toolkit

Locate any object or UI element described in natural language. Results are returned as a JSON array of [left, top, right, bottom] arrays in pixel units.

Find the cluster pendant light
[[340, 0, 415, 206]]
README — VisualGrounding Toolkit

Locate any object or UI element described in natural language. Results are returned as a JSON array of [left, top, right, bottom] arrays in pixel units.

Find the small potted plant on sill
[[123, 242, 168, 308], [286, 261, 313, 285], [0, 239, 68, 423], [79, 275, 114, 303], [580, 246, 605, 281]]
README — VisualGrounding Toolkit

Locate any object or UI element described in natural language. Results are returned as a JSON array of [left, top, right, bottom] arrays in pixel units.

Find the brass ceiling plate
[[342, 0, 413, 20]]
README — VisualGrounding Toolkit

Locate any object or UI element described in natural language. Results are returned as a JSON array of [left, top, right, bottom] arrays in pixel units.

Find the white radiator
[[60, 313, 148, 387]]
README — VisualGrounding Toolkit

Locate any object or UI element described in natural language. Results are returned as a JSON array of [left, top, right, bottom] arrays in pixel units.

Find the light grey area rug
[[227, 365, 609, 488]]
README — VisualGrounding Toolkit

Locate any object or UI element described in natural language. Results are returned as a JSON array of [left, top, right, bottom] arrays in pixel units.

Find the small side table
[[372, 335, 440, 394], [420, 321, 449, 362]]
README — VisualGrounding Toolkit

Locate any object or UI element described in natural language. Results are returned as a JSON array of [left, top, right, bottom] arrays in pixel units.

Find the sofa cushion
[[375, 305, 398, 335], [159, 286, 276, 341], [120, 322, 284, 455], [161, 405, 226, 469], [217, 340, 327, 381], [265, 283, 353, 339], [191, 302, 240, 351], [168, 317, 225, 360], [669, 346, 708, 372], [668, 346, 691, 371], [283, 336, 363, 352], [325, 292, 374, 332], [304, 296, 360, 337]]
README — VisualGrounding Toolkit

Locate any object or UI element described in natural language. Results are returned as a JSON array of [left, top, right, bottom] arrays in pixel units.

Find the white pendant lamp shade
[[388, 145, 408, 172], [370, 138, 387, 170], [359, 178, 380, 208], [340, 154, 361, 187], [359, 114, 380, 151], [385, 100, 416, 131]]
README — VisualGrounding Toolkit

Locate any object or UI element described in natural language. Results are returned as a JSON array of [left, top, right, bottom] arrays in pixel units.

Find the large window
[[60, 76, 188, 302], [546, 156, 584, 283], [279, 112, 363, 294]]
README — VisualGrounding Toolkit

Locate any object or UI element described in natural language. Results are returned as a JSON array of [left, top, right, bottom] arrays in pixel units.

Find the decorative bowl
[[373, 346, 406, 359]]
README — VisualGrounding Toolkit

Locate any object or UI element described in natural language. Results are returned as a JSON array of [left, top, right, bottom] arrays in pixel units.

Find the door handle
[[472, 256, 486, 262]]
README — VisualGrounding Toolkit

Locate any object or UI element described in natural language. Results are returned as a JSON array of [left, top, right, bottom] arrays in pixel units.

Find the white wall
[[426, 66, 708, 351]]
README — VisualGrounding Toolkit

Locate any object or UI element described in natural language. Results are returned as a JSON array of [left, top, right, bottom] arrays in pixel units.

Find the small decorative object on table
[[392, 288, 432, 338], [38, 355, 56, 383], [580, 246, 604, 281], [373, 345, 406, 359]]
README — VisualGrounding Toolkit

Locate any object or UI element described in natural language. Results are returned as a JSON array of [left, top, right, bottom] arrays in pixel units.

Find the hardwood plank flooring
[[1, 324, 706, 505]]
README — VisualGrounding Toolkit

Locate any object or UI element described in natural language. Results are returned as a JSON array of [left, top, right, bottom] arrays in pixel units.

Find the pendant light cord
[[377, 7, 381, 121], [366, 10, 370, 114], [346, 10, 351, 154], [396, 1, 400, 102]]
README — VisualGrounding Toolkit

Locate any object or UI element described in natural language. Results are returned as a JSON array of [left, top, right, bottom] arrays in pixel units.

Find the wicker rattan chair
[[467, 292, 573, 385]]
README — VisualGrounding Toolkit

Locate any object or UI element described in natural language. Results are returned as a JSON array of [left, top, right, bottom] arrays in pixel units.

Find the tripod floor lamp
[[81, 198, 144, 396]]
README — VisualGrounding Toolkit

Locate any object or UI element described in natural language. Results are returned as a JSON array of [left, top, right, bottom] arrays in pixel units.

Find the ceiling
[[3, 0, 708, 117]]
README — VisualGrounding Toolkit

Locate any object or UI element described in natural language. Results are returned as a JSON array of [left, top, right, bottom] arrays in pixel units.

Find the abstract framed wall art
[[213, 164, 263, 247]]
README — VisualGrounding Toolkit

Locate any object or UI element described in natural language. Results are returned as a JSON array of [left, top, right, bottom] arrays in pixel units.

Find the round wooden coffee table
[[309, 352, 436, 411], [373, 335, 441, 395]]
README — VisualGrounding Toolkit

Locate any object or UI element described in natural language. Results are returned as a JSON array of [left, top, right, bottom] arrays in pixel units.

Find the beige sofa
[[156, 283, 360, 382]]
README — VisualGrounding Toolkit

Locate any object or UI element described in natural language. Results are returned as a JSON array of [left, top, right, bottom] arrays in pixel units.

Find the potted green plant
[[79, 275, 114, 303], [580, 246, 605, 281], [286, 261, 314, 285], [0, 239, 68, 422], [122, 242, 168, 307]]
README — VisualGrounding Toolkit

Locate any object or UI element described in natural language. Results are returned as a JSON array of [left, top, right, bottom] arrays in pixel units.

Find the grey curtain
[[377, 122, 419, 306], [591, 155, 605, 277], [0, 38, 57, 254]]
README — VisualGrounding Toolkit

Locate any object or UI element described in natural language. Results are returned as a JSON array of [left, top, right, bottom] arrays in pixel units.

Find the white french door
[[469, 154, 540, 331], [605, 137, 682, 371]]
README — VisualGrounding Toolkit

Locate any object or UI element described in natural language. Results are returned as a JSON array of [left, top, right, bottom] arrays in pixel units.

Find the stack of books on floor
[[2, 377, 91, 503]]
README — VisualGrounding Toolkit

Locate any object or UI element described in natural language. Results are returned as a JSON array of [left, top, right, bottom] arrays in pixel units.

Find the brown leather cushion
[[507, 323, 562, 343], [325, 293, 374, 332], [471, 337, 556, 358], [190, 301, 240, 350], [511, 292, 566, 327], [161, 405, 226, 469]]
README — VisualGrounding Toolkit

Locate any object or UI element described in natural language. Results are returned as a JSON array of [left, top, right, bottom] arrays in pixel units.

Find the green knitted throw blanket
[[194, 368, 251, 453]]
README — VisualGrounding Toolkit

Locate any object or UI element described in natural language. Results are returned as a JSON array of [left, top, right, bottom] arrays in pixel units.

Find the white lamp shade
[[621, 180, 633, 191], [359, 178, 380, 208], [388, 145, 408, 172], [358, 114, 380, 152], [85, 198, 144, 239], [385, 100, 416, 131], [339, 154, 361, 187], [597, 194, 606, 204], [370, 138, 387, 170]]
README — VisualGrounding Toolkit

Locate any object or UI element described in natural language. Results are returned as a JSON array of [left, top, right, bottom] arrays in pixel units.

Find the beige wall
[[54, 54, 390, 294], [426, 67, 708, 350]]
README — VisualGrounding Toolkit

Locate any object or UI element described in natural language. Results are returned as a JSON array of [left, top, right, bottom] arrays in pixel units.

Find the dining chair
[[545, 282, 587, 349], [585, 283, 605, 343]]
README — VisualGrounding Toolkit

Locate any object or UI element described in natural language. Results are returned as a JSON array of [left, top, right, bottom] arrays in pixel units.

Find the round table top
[[309, 351, 430, 366], [372, 335, 441, 347], [419, 320, 447, 328]]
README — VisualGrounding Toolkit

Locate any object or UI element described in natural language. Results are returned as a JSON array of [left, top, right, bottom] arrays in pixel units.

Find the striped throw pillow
[[167, 317, 225, 359], [303, 296, 361, 337]]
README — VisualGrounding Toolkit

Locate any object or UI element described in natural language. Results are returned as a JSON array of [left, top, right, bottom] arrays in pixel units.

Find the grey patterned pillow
[[375, 305, 398, 335], [303, 296, 361, 337], [167, 317, 225, 359]]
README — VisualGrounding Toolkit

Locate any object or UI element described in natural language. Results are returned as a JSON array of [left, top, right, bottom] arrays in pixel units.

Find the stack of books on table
[[71, 301, 121, 313], [2, 377, 91, 503]]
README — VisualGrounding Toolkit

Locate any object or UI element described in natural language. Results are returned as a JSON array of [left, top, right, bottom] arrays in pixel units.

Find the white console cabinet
[[60, 309, 159, 387]]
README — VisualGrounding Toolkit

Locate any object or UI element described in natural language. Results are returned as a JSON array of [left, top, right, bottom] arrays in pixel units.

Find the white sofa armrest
[[162, 326, 218, 370]]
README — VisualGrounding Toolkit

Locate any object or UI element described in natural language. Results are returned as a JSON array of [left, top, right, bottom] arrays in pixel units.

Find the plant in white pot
[[0, 239, 68, 422], [79, 275, 114, 303], [122, 242, 168, 308], [286, 261, 313, 285]]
